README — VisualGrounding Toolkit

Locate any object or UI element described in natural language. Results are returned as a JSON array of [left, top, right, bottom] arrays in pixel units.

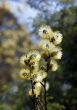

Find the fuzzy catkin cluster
[[39, 25, 63, 71], [19, 25, 63, 97]]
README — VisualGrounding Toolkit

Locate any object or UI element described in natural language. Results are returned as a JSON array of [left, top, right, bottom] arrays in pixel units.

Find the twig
[[44, 55, 50, 110], [31, 80, 35, 110], [44, 78, 47, 110]]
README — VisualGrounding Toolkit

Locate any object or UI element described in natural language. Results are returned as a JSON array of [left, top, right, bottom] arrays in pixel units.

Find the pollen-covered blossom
[[31, 62, 39, 72], [40, 39, 56, 54], [20, 54, 30, 66], [20, 69, 34, 80], [22, 50, 41, 66], [33, 89, 41, 97], [27, 50, 41, 63], [38, 25, 54, 39], [33, 70, 47, 82], [50, 59, 59, 71], [52, 50, 62, 60], [39, 58, 47, 70], [53, 31, 63, 45], [29, 80, 49, 97], [35, 82, 42, 88], [20, 55, 26, 65], [20, 50, 42, 80], [29, 85, 42, 97], [29, 82, 42, 97], [50, 47, 62, 59], [34, 83, 42, 97]]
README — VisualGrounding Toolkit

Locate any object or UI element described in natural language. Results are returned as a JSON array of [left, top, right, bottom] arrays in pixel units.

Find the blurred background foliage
[[0, 0, 77, 110]]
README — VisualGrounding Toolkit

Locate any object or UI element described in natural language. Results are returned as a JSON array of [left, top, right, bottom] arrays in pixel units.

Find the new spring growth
[[19, 25, 63, 97]]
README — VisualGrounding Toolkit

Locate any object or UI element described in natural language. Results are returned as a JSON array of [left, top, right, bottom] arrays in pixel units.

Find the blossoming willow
[[19, 25, 63, 97]]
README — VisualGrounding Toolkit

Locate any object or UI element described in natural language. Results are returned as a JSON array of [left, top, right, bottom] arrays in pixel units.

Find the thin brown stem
[[31, 80, 35, 110], [44, 78, 47, 110], [44, 55, 50, 110], [40, 82, 45, 87]]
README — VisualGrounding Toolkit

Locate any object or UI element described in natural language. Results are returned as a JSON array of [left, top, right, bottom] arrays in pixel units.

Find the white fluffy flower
[[29, 82, 42, 97], [20, 55, 26, 65], [50, 59, 59, 71], [33, 70, 47, 82], [50, 46, 62, 54], [29, 87, 41, 97], [38, 25, 54, 39], [53, 51, 62, 60], [28, 50, 41, 62], [40, 39, 56, 54], [53, 31, 63, 45], [19, 69, 30, 80], [35, 82, 42, 89]]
